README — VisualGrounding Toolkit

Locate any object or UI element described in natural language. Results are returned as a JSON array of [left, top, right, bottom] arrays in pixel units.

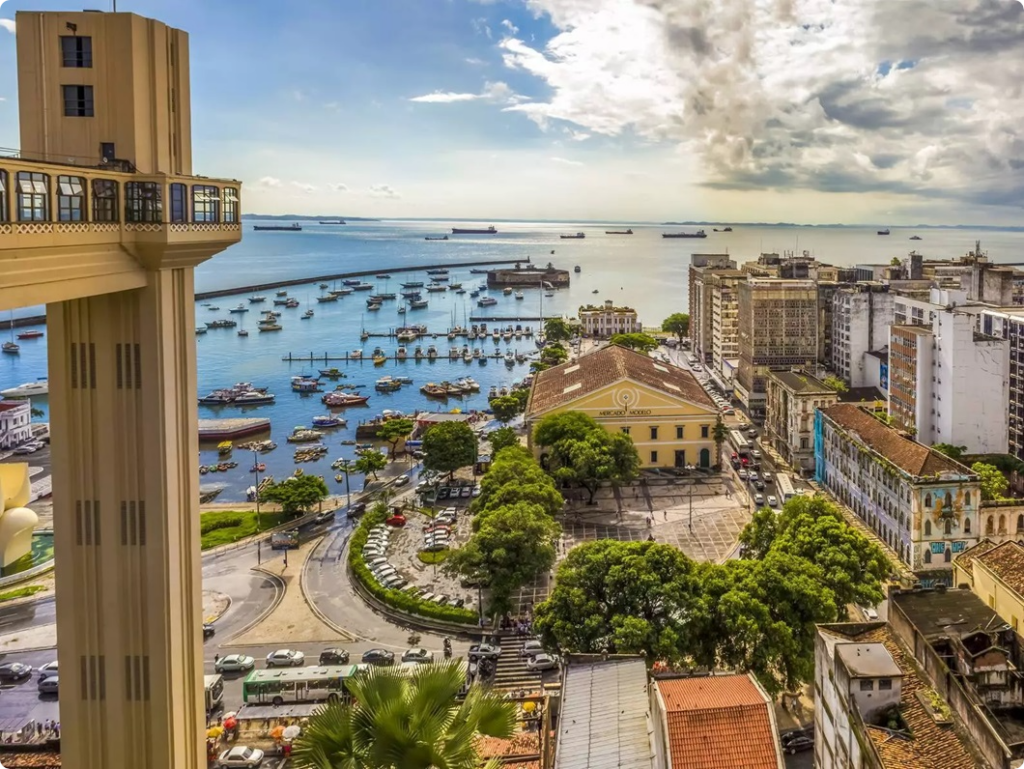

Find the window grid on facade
[[125, 182, 163, 223], [62, 84, 94, 117], [0, 170, 7, 222], [223, 187, 239, 223], [650, 450, 658, 464], [170, 183, 187, 223], [57, 175, 86, 221], [91, 179, 118, 223], [192, 184, 220, 222], [650, 426, 658, 441], [60, 35, 93, 67], [16, 172, 49, 221]]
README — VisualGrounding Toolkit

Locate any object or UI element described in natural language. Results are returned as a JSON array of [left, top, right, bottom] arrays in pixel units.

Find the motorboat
[[319, 368, 346, 379], [291, 376, 321, 393], [313, 415, 346, 428], [410, 299, 429, 309], [343, 279, 362, 286], [16, 330, 44, 340], [322, 391, 370, 407], [258, 323, 282, 332], [477, 297, 498, 307], [276, 290, 288, 296], [195, 327, 207, 335], [503, 287, 513, 296], [249, 295, 266, 303], [302, 309, 314, 319], [233, 391, 276, 405], [230, 304, 249, 313], [1, 379, 48, 398], [376, 274, 392, 279], [287, 426, 325, 443], [238, 329, 249, 337], [515, 291, 524, 300], [349, 350, 363, 359]]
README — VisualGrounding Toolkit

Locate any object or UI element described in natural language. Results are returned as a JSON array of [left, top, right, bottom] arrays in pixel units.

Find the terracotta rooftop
[[0, 400, 29, 413], [527, 344, 716, 418], [953, 539, 999, 584], [821, 624, 979, 769], [655, 674, 781, 769], [768, 370, 835, 395], [976, 541, 1024, 597], [820, 404, 971, 479]]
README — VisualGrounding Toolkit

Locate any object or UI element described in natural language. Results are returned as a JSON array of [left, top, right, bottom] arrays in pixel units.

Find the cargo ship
[[451, 225, 497, 235], [253, 223, 302, 232], [606, 229, 633, 235], [662, 230, 707, 239], [560, 232, 585, 239]]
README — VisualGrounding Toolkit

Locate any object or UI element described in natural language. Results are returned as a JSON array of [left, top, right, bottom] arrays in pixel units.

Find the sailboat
[[3, 312, 19, 355]]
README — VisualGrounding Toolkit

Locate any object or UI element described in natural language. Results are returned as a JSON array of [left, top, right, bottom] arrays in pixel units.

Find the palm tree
[[712, 417, 729, 469], [292, 661, 516, 769]]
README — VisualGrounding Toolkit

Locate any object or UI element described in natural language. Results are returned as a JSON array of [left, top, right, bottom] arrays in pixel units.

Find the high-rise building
[[981, 308, 1024, 463], [736, 279, 819, 420], [707, 269, 746, 391], [831, 284, 895, 387], [1, 11, 240, 769], [764, 370, 838, 474], [687, 253, 733, 365]]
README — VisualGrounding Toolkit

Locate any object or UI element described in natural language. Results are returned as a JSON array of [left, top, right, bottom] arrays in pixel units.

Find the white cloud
[[369, 184, 400, 199], [465, 57, 487, 66], [497, 0, 1024, 207], [501, 19, 519, 35], [550, 156, 584, 166], [565, 128, 590, 142], [256, 176, 282, 187], [328, 183, 349, 192], [471, 17, 493, 39], [0, 19, 15, 35], [289, 181, 316, 194], [410, 80, 522, 105]]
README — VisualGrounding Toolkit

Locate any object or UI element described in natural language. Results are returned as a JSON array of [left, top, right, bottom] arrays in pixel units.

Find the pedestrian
[[214, 653, 220, 665], [663, 510, 668, 521]]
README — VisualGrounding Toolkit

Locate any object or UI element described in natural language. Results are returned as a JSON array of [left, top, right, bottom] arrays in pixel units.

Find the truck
[[269, 529, 299, 550]]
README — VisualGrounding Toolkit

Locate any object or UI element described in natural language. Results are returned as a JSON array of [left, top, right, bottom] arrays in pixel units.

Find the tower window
[[91, 179, 118, 223], [223, 188, 239, 223], [0, 170, 7, 222], [57, 175, 86, 221], [125, 182, 163, 223], [62, 85, 94, 117], [61, 36, 93, 68], [170, 183, 188, 223], [192, 185, 220, 223], [16, 172, 49, 221]]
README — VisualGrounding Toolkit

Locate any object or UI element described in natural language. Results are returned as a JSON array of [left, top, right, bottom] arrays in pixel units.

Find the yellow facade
[[0, 11, 240, 769], [527, 378, 719, 468], [971, 559, 1024, 635]]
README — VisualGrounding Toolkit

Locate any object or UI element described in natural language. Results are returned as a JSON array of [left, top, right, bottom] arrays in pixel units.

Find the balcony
[[0, 156, 241, 309]]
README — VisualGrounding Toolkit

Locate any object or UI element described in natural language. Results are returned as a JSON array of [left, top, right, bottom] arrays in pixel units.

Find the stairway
[[491, 632, 543, 692]]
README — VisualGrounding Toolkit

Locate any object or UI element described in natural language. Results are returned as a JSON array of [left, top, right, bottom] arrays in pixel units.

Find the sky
[[0, 0, 1022, 224]]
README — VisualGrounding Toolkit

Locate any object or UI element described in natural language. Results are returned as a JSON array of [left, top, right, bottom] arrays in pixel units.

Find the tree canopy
[[543, 317, 573, 343], [353, 449, 387, 480], [422, 421, 478, 480], [933, 443, 967, 461], [539, 345, 569, 366], [662, 313, 690, 341], [972, 461, 1009, 501], [533, 411, 640, 503], [261, 474, 329, 515], [608, 333, 659, 353], [487, 426, 520, 455], [293, 661, 515, 769], [489, 396, 523, 424], [821, 375, 849, 393], [376, 418, 415, 460]]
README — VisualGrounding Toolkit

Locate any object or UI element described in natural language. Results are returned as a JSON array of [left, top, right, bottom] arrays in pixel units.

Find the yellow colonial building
[[954, 540, 1024, 634], [525, 345, 720, 468]]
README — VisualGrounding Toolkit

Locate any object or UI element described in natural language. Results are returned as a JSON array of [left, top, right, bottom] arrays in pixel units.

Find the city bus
[[776, 473, 796, 504], [728, 429, 751, 457], [204, 674, 224, 714], [241, 662, 447, 706]]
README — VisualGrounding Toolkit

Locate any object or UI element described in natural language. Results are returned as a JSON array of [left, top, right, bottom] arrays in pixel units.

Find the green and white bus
[[241, 665, 360, 706]]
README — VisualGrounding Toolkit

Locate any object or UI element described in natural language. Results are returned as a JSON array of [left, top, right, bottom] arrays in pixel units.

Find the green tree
[[447, 502, 560, 614], [890, 256, 902, 266], [30, 407, 44, 418], [375, 418, 415, 460], [422, 421, 478, 481], [489, 396, 523, 424], [487, 426, 520, 454], [972, 461, 1009, 501], [608, 333, 659, 353], [353, 449, 387, 481], [712, 418, 729, 468], [475, 482, 564, 521], [934, 443, 967, 461], [540, 345, 568, 366], [662, 313, 690, 342], [260, 475, 329, 515], [821, 375, 848, 393], [293, 661, 515, 769], [543, 317, 572, 343], [529, 360, 551, 374], [534, 540, 696, 662]]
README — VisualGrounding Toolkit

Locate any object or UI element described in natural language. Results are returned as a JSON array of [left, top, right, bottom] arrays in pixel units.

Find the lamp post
[[253, 450, 262, 532], [339, 459, 353, 510]]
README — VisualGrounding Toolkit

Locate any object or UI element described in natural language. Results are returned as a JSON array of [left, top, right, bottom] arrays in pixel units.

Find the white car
[[767, 495, 779, 508], [526, 653, 560, 672], [862, 606, 879, 620], [394, 475, 410, 487], [218, 746, 265, 768], [737, 469, 748, 480], [751, 449, 762, 459], [13, 442, 42, 455], [215, 654, 255, 674], [754, 493, 765, 506], [266, 649, 304, 667], [37, 661, 58, 681], [520, 639, 544, 658]]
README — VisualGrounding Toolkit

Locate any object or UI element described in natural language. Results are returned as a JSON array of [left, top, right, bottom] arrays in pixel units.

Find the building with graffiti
[[815, 404, 981, 580]]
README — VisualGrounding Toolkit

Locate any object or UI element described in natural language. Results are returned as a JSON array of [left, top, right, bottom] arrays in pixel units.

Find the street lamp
[[338, 458, 353, 510], [253, 450, 262, 532]]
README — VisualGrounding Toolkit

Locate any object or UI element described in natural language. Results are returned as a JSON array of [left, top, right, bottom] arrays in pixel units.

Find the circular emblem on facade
[[614, 387, 641, 411]]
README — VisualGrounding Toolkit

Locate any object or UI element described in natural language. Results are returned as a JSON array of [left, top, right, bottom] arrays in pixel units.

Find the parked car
[[319, 648, 350, 666], [38, 676, 59, 695], [402, 648, 435, 664], [520, 640, 544, 658], [526, 653, 560, 672], [203, 623, 216, 639], [372, 566, 397, 580], [383, 576, 407, 590], [367, 556, 389, 568], [436, 487, 450, 500], [460, 486, 473, 498], [0, 662, 33, 681], [472, 485, 481, 497], [217, 746, 265, 768], [215, 654, 255, 674], [423, 542, 450, 553], [266, 649, 305, 667], [386, 513, 407, 527], [362, 547, 386, 559], [861, 606, 879, 620], [37, 661, 57, 681], [782, 734, 814, 754], [448, 597, 465, 608], [361, 648, 396, 665], [313, 508, 337, 524], [468, 643, 502, 660], [13, 442, 42, 455]]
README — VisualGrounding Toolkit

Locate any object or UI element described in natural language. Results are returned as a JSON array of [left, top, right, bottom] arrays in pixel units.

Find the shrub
[[349, 509, 477, 625], [200, 515, 243, 535]]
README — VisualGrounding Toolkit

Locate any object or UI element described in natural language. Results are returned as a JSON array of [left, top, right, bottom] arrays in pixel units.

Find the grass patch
[[200, 510, 292, 549], [417, 550, 449, 565], [0, 585, 47, 603]]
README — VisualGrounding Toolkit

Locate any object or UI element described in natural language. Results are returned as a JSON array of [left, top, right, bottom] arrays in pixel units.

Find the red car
[[386, 514, 407, 527]]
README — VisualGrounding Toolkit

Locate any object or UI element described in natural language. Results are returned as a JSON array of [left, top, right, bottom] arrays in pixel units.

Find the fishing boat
[[287, 426, 325, 443], [349, 350, 363, 359], [250, 463, 267, 473], [16, 330, 44, 340], [560, 232, 585, 239], [217, 441, 233, 455], [229, 304, 249, 313], [376, 273, 392, 279], [302, 309, 314, 319], [410, 299, 429, 309], [319, 367, 346, 379], [421, 383, 449, 399], [258, 323, 282, 332], [291, 376, 321, 393], [375, 376, 401, 391], [322, 391, 370, 407], [878, 228, 891, 236], [276, 291, 288, 297], [233, 390, 276, 405], [317, 293, 339, 303], [477, 297, 498, 307], [318, 282, 329, 289], [284, 298, 300, 308], [424, 235, 448, 241], [273, 298, 290, 306], [313, 415, 346, 428], [574, 265, 581, 273], [606, 229, 633, 235], [195, 327, 207, 335], [401, 281, 424, 288], [238, 329, 249, 337], [208, 306, 220, 311], [249, 295, 266, 303], [514, 291, 524, 300], [206, 319, 238, 329]]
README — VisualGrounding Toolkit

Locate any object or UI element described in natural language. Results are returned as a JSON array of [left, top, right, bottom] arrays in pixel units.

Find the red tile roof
[[655, 674, 781, 769], [953, 539, 998, 583], [976, 540, 1024, 597], [820, 404, 970, 479], [527, 344, 716, 417]]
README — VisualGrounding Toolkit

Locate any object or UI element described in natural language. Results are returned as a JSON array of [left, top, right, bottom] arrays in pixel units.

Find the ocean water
[[4, 219, 1024, 500]]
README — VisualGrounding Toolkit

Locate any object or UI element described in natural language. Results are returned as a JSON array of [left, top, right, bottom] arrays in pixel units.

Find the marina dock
[[198, 417, 272, 441]]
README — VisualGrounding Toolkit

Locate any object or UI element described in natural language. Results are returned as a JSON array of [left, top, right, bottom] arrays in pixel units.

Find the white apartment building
[[688, 254, 734, 365], [816, 404, 981, 573], [578, 300, 640, 338], [831, 284, 894, 387], [708, 269, 746, 390], [889, 307, 1008, 455], [0, 400, 32, 449], [981, 308, 1024, 463]]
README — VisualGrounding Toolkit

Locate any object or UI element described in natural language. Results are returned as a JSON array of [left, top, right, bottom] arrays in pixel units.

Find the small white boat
[[230, 304, 249, 313], [0, 379, 48, 398], [237, 329, 249, 337], [514, 291, 524, 300]]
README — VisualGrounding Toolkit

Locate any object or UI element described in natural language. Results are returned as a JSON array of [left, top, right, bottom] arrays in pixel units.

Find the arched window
[[924, 548, 932, 564], [944, 519, 952, 536], [924, 519, 932, 536], [944, 547, 952, 563], [987, 516, 995, 535], [1018, 515, 1024, 532], [999, 514, 1007, 534], [925, 493, 933, 508], [945, 491, 954, 509], [965, 491, 972, 507], [965, 517, 972, 534]]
